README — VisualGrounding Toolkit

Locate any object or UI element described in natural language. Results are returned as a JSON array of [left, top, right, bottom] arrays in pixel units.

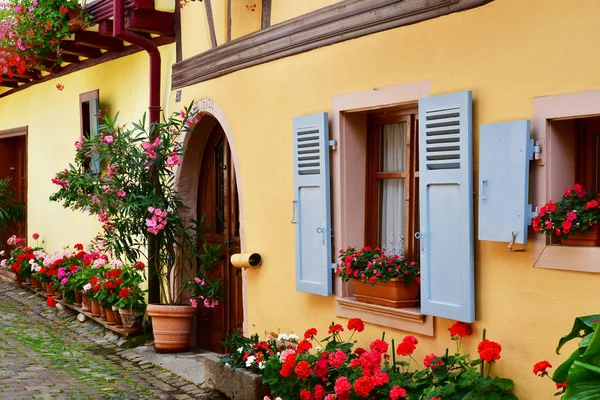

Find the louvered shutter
[[293, 112, 333, 296], [89, 97, 101, 175], [418, 91, 474, 322]]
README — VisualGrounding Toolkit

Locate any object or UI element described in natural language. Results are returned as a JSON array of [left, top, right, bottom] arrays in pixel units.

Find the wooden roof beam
[[61, 41, 103, 59], [0, 81, 19, 88], [126, 10, 174, 37], [74, 31, 125, 52]]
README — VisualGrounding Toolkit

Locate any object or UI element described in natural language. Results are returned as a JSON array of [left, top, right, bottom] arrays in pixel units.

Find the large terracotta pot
[[90, 300, 102, 317], [81, 292, 91, 312], [352, 278, 419, 308], [45, 282, 56, 296], [104, 308, 117, 326], [73, 290, 82, 307], [147, 304, 196, 353], [31, 276, 42, 289], [561, 224, 600, 246]]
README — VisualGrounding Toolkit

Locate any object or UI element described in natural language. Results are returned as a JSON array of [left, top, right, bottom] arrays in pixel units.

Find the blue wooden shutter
[[89, 97, 101, 175], [418, 91, 474, 322], [293, 112, 333, 296], [479, 120, 532, 244]]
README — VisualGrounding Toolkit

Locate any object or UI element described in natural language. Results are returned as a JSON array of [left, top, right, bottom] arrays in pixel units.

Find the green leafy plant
[[534, 315, 600, 399], [532, 184, 600, 239], [337, 246, 419, 285], [0, 178, 25, 232], [50, 104, 222, 305]]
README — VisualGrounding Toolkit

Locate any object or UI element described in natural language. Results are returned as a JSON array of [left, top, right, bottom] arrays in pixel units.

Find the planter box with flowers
[[533, 183, 600, 246], [336, 246, 420, 308]]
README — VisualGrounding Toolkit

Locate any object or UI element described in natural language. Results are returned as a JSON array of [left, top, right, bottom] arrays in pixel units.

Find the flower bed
[[218, 319, 516, 399]]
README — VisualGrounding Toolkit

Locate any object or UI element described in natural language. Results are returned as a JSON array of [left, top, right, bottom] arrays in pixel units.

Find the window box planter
[[353, 278, 419, 308], [204, 354, 269, 400], [560, 224, 600, 246]]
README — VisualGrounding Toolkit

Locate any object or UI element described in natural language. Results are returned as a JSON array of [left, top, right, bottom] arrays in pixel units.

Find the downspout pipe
[[113, 0, 161, 304], [113, 0, 161, 125]]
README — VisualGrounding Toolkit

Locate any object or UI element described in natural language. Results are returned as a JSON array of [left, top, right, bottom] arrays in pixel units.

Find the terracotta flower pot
[[41, 282, 47, 294], [31, 276, 42, 289], [14, 272, 24, 284], [119, 308, 137, 328], [147, 304, 196, 353], [100, 307, 107, 320], [81, 292, 91, 312], [23, 277, 31, 286], [55, 290, 62, 300], [45, 282, 55, 296], [113, 306, 124, 329], [90, 300, 102, 317], [561, 224, 600, 246], [352, 278, 419, 308], [104, 308, 117, 326], [73, 290, 82, 307]]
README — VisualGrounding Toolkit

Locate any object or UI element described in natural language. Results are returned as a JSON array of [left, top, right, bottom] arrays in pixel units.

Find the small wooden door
[[197, 124, 243, 352], [0, 135, 27, 249]]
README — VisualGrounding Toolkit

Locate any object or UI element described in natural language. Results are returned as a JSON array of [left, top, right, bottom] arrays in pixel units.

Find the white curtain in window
[[380, 123, 406, 257]]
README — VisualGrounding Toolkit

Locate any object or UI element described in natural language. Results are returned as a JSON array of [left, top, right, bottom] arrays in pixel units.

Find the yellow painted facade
[[0, 45, 176, 251], [170, 0, 600, 398], [1, 0, 599, 398]]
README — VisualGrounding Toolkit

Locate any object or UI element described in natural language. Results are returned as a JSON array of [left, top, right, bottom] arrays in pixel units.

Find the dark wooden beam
[[174, 0, 182, 61], [87, 0, 152, 24], [226, 0, 231, 42], [37, 60, 63, 73], [0, 81, 18, 88], [261, 0, 271, 29], [61, 41, 103, 58], [1, 76, 30, 84], [12, 70, 42, 80], [74, 31, 125, 52], [126, 10, 175, 37], [205, 0, 217, 48], [98, 19, 113, 35], [45, 52, 81, 64]]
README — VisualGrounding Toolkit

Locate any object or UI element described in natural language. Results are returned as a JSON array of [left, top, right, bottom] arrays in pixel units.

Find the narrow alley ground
[[0, 281, 214, 400]]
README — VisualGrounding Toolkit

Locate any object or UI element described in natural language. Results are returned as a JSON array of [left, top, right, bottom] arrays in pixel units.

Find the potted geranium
[[0, 178, 25, 247], [532, 183, 600, 246], [336, 246, 420, 308], [50, 104, 222, 352], [112, 261, 147, 331]]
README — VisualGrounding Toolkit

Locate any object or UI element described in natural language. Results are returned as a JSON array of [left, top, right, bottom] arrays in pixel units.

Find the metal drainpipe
[[113, 0, 161, 304]]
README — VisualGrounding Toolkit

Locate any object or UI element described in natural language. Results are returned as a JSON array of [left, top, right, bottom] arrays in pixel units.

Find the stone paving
[[0, 280, 218, 400]]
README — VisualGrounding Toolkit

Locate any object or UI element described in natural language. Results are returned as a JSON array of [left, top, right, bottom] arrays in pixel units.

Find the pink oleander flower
[[166, 154, 182, 168], [60, 278, 68, 285], [116, 190, 126, 198], [190, 298, 198, 308]]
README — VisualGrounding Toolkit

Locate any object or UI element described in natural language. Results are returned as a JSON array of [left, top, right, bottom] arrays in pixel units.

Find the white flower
[[225, 363, 230, 367], [245, 355, 256, 367], [0, 250, 4, 256], [0, 260, 5, 268], [277, 333, 289, 341], [258, 361, 265, 370], [34, 265, 41, 272], [287, 333, 299, 341], [237, 347, 244, 353], [83, 283, 92, 292], [316, 346, 322, 351]]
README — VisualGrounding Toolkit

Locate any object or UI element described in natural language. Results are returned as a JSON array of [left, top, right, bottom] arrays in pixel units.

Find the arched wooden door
[[197, 124, 243, 352]]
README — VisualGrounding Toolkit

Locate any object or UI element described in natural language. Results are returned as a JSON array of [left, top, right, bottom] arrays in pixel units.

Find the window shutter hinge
[[329, 140, 338, 150], [331, 263, 338, 270], [528, 139, 542, 162], [527, 205, 539, 226]]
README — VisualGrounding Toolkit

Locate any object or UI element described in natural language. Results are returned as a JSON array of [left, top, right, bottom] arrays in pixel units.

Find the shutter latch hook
[[508, 231, 525, 252]]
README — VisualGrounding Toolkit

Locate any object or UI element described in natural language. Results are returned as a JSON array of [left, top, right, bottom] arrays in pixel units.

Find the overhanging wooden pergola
[[0, 0, 175, 96]]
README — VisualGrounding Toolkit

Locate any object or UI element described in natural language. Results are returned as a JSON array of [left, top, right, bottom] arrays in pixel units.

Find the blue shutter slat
[[89, 98, 101, 175], [293, 112, 332, 296], [479, 120, 532, 244], [418, 91, 474, 323]]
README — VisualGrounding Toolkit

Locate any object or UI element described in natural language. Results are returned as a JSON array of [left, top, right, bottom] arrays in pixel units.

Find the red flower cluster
[[448, 321, 472, 340], [477, 339, 502, 363], [304, 327, 317, 339], [533, 360, 552, 376], [328, 323, 344, 334], [396, 335, 418, 356], [46, 297, 57, 307], [423, 354, 443, 369], [347, 318, 364, 332]]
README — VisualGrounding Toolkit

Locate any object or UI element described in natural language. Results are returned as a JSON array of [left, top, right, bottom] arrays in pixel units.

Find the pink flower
[[60, 278, 68, 285], [32, 233, 39, 240], [104, 135, 114, 144], [117, 190, 126, 198], [166, 154, 182, 168], [190, 298, 198, 308], [567, 212, 577, 221]]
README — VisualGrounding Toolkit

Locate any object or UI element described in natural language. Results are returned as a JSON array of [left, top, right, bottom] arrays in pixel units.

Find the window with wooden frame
[[574, 117, 600, 195], [365, 110, 419, 261], [79, 89, 100, 175]]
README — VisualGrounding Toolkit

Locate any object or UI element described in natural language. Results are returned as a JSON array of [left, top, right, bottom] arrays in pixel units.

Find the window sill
[[534, 244, 600, 273], [335, 297, 434, 336]]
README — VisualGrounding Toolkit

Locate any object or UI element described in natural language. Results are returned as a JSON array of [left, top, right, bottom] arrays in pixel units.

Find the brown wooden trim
[[172, 0, 493, 89], [174, 0, 183, 61], [0, 126, 27, 138], [261, 0, 271, 29], [0, 37, 174, 99], [226, 0, 232, 43], [205, 0, 218, 48]]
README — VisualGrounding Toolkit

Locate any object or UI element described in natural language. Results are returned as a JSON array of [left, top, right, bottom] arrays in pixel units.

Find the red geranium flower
[[300, 389, 312, 400], [74, 243, 84, 251], [32, 233, 39, 240], [133, 261, 145, 271], [556, 381, 567, 390], [533, 360, 552, 376], [390, 386, 407, 400], [424, 354, 443, 369], [294, 361, 312, 379], [296, 339, 312, 353], [59, 6, 69, 14], [328, 323, 344, 334], [478, 339, 502, 363], [353, 376, 374, 398], [314, 384, 326, 400], [118, 288, 131, 298], [369, 339, 388, 353], [304, 327, 317, 339], [448, 321, 472, 339], [347, 317, 365, 332], [46, 297, 57, 307]]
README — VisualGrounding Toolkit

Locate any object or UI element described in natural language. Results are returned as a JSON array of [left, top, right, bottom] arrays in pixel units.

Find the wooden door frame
[[0, 126, 28, 240], [174, 98, 248, 335]]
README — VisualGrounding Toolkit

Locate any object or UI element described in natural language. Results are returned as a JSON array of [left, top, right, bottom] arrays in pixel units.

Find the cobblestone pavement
[[0, 280, 213, 400]]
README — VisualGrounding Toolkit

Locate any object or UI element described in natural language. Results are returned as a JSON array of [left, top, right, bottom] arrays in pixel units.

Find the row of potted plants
[[220, 319, 518, 399]]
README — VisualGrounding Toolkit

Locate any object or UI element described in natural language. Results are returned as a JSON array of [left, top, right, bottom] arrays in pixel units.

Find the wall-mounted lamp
[[230, 253, 262, 269]]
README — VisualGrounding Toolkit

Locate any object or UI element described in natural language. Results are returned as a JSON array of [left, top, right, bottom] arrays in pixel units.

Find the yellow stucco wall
[[0, 44, 176, 252], [171, 0, 600, 397]]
